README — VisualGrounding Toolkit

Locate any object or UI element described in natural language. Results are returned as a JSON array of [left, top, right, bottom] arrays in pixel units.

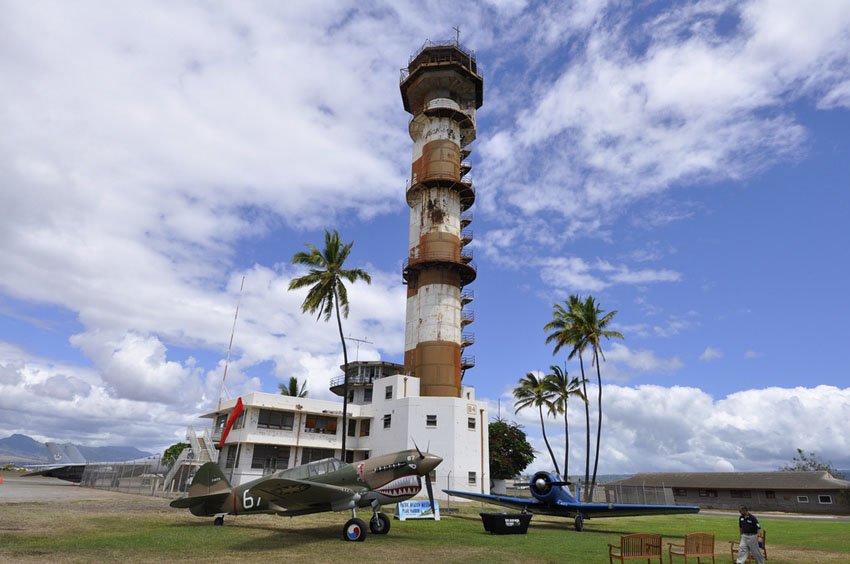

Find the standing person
[[737, 505, 765, 564]]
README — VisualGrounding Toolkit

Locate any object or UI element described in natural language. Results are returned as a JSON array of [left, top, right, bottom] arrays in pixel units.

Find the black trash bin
[[479, 512, 532, 534]]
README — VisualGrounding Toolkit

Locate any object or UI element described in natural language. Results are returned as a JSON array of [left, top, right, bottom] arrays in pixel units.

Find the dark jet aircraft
[[445, 471, 699, 531], [22, 442, 87, 482], [171, 447, 442, 541]]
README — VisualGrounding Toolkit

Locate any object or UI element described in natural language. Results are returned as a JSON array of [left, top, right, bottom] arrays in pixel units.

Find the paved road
[[0, 475, 133, 502]]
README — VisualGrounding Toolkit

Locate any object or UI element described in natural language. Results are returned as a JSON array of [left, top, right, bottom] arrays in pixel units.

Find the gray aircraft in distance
[[22, 443, 88, 482]]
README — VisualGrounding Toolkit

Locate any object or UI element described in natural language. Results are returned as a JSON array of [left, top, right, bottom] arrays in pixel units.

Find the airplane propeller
[[412, 439, 436, 515]]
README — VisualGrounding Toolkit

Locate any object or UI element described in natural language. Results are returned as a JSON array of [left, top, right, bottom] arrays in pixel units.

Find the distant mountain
[[0, 434, 46, 463], [0, 434, 153, 465]]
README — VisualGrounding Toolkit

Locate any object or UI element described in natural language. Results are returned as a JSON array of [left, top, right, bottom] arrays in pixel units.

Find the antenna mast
[[345, 335, 373, 362], [218, 275, 245, 410]]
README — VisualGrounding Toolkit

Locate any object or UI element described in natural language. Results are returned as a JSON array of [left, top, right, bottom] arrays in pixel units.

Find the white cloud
[[744, 350, 763, 359], [537, 257, 682, 292], [509, 384, 850, 475], [476, 0, 850, 267], [699, 346, 723, 361]]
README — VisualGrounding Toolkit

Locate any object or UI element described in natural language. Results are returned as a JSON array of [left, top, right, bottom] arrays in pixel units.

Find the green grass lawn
[[2, 495, 849, 563]]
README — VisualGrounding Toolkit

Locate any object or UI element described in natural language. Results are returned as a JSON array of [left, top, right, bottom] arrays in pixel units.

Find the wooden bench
[[730, 529, 767, 562], [608, 533, 663, 563], [668, 532, 715, 563]]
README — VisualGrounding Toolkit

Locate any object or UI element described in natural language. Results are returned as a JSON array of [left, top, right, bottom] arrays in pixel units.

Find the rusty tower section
[[400, 41, 483, 397]]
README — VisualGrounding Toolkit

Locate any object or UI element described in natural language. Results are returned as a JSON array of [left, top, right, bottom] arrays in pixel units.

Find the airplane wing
[[248, 478, 366, 514], [443, 489, 550, 513], [444, 489, 699, 519], [22, 465, 86, 483], [555, 499, 700, 518]]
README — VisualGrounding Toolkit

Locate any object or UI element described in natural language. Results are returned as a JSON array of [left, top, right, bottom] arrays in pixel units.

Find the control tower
[[400, 41, 483, 397]]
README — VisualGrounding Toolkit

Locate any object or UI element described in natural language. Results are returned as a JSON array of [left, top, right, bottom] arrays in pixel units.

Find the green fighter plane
[[170, 446, 442, 541]]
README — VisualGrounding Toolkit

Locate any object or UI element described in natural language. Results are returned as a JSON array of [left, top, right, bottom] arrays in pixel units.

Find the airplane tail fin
[[63, 444, 87, 464], [46, 442, 72, 464], [169, 462, 231, 514], [188, 462, 231, 497]]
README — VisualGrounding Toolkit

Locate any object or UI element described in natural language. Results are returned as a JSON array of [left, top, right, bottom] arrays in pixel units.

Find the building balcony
[[329, 373, 375, 395], [461, 290, 474, 305], [406, 177, 475, 212], [461, 213, 473, 227], [461, 309, 475, 325], [403, 252, 477, 287], [461, 356, 476, 370]]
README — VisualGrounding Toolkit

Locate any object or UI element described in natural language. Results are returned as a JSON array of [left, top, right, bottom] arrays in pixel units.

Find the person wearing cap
[[736, 505, 764, 564]]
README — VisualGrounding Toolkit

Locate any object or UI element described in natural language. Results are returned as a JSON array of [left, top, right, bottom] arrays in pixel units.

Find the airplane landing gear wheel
[[343, 517, 367, 542], [574, 514, 584, 532], [214, 516, 224, 526], [369, 512, 391, 535]]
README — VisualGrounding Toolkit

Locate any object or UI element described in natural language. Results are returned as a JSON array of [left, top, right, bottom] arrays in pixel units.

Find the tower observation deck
[[400, 40, 483, 398]]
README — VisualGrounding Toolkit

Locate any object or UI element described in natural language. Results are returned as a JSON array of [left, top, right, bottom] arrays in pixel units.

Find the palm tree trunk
[[538, 405, 560, 476], [563, 407, 569, 480], [589, 348, 603, 500], [334, 287, 349, 461], [578, 353, 590, 501]]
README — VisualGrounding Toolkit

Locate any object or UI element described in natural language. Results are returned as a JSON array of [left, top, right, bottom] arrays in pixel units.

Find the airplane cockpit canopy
[[279, 458, 343, 480]]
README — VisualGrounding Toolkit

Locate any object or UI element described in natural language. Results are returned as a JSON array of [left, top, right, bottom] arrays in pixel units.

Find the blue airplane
[[445, 471, 699, 531]]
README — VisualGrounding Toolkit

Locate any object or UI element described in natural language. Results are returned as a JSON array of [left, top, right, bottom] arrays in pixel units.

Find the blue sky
[[1, 0, 849, 474]]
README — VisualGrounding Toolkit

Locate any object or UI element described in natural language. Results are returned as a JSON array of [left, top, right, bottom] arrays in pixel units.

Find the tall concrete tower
[[400, 41, 483, 398]]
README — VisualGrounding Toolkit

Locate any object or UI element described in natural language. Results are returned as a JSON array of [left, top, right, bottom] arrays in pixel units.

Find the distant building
[[610, 471, 850, 514], [204, 360, 489, 499]]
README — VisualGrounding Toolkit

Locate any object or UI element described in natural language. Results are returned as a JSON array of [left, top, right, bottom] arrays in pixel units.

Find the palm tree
[[279, 376, 308, 398], [288, 229, 371, 460], [575, 296, 623, 500], [544, 295, 591, 497], [513, 371, 560, 476], [544, 364, 587, 481]]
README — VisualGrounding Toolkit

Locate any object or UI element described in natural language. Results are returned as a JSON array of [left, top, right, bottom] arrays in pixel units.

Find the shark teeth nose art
[[376, 475, 421, 498]]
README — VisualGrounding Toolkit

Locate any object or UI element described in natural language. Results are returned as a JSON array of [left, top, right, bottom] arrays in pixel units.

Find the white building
[[204, 361, 489, 499]]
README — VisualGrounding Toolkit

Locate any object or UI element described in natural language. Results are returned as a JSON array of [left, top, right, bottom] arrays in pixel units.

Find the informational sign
[[395, 499, 441, 521]]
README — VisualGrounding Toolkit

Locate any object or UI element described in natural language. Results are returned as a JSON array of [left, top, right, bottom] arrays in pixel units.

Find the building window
[[797, 495, 809, 503], [698, 489, 718, 498], [214, 414, 228, 433], [731, 490, 752, 498], [304, 414, 338, 435], [364, 388, 373, 403], [251, 444, 290, 472], [347, 390, 354, 402], [385, 385, 393, 400], [360, 419, 371, 437], [765, 491, 776, 499], [672, 488, 688, 497], [257, 409, 294, 430], [426, 415, 437, 428], [468, 471, 477, 485], [468, 417, 476, 430], [347, 420, 357, 437], [818, 495, 833, 504], [383, 414, 391, 429], [301, 447, 334, 464], [224, 445, 240, 469], [233, 411, 245, 430]]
